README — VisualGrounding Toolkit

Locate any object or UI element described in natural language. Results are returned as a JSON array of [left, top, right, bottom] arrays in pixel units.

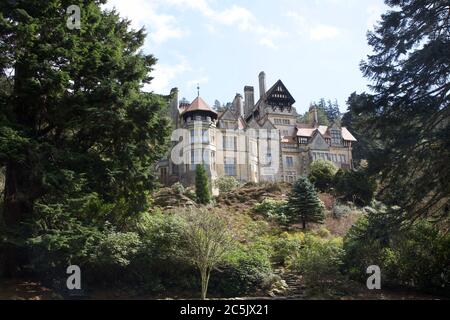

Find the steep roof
[[218, 108, 237, 121], [265, 80, 296, 105], [342, 127, 357, 141], [296, 125, 357, 142], [182, 96, 217, 115]]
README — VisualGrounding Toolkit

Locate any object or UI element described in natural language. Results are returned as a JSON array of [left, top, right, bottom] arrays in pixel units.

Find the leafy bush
[[214, 176, 240, 194], [291, 235, 345, 292], [253, 199, 289, 225], [24, 193, 133, 284], [343, 205, 450, 295], [334, 169, 376, 206], [332, 202, 354, 218], [129, 211, 198, 292], [308, 160, 338, 192], [270, 232, 305, 266], [210, 242, 273, 297], [315, 227, 331, 239], [171, 182, 186, 195]]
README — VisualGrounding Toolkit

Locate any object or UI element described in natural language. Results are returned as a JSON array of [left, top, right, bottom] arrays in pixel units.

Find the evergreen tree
[[342, 93, 383, 166], [0, 1, 171, 275], [195, 165, 211, 204], [324, 99, 341, 123], [356, 0, 450, 220], [287, 177, 325, 229]]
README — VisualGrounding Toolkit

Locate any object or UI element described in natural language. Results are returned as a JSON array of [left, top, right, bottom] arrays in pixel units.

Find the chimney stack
[[233, 93, 244, 118], [244, 86, 255, 117], [259, 71, 267, 99], [309, 104, 319, 127], [170, 87, 179, 128]]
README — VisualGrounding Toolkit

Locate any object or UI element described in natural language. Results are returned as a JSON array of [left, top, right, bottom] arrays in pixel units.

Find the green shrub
[[308, 160, 338, 192], [291, 235, 345, 292], [270, 232, 305, 266], [210, 242, 273, 297], [253, 199, 289, 225], [315, 227, 331, 239], [129, 211, 198, 292], [215, 176, 240, 194], [343, 206, 450, 295], [332, 202, 354, 218], [171, 182, 186, 195]]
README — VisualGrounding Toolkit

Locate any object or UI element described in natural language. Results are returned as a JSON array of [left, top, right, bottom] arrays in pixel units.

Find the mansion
[[158, 72, 356, 190]]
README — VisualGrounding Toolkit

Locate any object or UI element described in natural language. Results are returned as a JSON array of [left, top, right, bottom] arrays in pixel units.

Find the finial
[[197, 83, 200, 97]]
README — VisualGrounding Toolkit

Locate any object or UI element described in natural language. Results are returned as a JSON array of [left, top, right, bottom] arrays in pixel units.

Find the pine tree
[[356, 0, 450, 220], [287, 177, 325, 229], [0, 1, 171, 275], [195, 165, 211, 205]]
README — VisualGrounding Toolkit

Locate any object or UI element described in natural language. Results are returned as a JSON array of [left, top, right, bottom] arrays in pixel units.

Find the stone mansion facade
[[157, 72, 356, 190]]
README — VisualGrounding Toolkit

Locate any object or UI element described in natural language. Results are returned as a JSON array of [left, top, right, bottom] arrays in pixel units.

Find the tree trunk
[[302, 218, 306, 230], [1, 161, 30, 277], [200, 269, 207, 300]]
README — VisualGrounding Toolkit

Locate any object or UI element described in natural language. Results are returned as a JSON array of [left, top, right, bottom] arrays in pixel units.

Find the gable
[[260, 118, 277, 130], [218, 108, 238, 121], [266, 80, 296, 107], [247, 118, 262, 129], [310, 131, 330, 151]]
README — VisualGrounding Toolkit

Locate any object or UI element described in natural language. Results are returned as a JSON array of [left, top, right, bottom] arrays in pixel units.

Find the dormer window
[[299, 137, 308, 144], [331, 129, 342, 145]]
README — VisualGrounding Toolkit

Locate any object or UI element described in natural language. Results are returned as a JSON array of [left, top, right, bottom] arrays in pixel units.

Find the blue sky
[[104, 0, 387, 114]]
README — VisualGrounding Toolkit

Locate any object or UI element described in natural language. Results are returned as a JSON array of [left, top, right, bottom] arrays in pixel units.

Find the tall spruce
[[357, 0, 450, 220], [287, 177, 325, 229], [0, 0, 171, 275], [195, 165, 211, 205]]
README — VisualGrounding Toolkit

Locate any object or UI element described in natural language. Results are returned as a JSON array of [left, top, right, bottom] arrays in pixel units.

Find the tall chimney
[[233, 93, 244, 118], [309, 104, 319, 127], [259, 71, 267, 99], [170, 87, 179, 128], [244, 86, 255, 116]]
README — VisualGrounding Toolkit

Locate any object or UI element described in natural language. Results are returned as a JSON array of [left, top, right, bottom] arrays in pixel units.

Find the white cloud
[[309, 24, 341, 40], [165, 0, 287, 49], [286, 11, 341, 41], [146, 55, 191, 93], [103, 0, 188, 44]]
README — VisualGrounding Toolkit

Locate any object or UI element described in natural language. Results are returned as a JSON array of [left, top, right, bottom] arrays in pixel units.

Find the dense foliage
[[253, 199, 289, 225], [308, 160, 338, 192], [0, 0, 171, 276], [344, 203, 450, 295], [354, 0, 450, 220], [291, 235, 345, 292], [334, 169, 377, 206]]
